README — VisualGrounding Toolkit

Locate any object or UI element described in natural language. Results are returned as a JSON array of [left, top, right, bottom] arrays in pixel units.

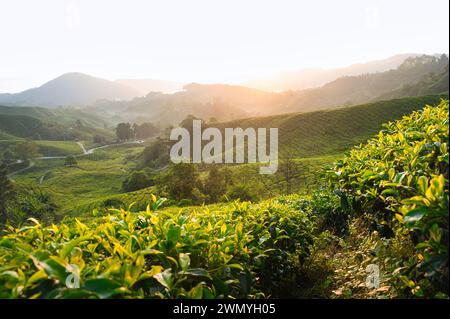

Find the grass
[[12, 144, 146, 215], [1, 140, 83, 157], [9, 95, 447, 219], [0, 105, 112, 128], [0, 105, 115, 144], [35, 141, 84, 156]]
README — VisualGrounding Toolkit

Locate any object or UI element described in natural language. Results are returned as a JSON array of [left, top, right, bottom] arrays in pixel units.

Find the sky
[[0, 0, 449, 92]]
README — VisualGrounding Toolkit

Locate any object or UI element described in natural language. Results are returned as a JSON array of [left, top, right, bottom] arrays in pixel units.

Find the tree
[[179, 115, 204, 134], [134, 122, 159, 139], [115, 123, 133, 141], [93, 134, 107, 145], [132, 123, 139, 139], [122, 170, 154, 192], [226, 184, 257, 202], [142, 138, 170, 168], [2, 150, 16, 165], [13, 141, 39, 162], [164, 163, 200, 201], [64, 155, 78, 166], [203, 166, 227, 202], [0, 164, 13, 224]]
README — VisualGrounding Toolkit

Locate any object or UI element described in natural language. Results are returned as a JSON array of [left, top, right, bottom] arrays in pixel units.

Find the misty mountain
[[116, 79, 184, 95], [285, 54, 449, 112], [0, 73, 139, 107], [245, 54, 420, 91], [90, 54, 449, 125], [377, 65, 449, 100], [91, 82, 288, 125]]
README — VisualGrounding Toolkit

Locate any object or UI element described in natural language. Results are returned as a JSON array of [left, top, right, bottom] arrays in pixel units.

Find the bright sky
[[0, 0, 448, 92]]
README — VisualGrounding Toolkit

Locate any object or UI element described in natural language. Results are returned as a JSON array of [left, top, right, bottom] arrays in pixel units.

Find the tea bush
[[0, 196, 314, 298], [327, 99, 449, 297]]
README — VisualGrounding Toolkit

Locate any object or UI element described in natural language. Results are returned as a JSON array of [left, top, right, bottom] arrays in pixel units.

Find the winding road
[[7, 140, 144, 179]]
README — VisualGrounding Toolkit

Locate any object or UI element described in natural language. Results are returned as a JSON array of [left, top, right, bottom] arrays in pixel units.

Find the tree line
[[115, 122, 159, 141]]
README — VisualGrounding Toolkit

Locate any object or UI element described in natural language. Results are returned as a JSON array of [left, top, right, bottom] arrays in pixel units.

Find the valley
[[0, 52, 448, 300]]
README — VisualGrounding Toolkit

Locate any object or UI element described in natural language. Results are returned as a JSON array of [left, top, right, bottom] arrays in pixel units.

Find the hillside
[[0, 104, 116, 145], [92, 83, 288, 125], [88, 55, 449, 126], [245, 53, 419, 91], [213, 94, 448, 158], [378, 65, 449, 100], [0, 114, 75, 141], [0, 73, 139, 107], [66, 95, 448, 214], [0, 105, 111, 128], [1, 99, 447, 299], [285, 55, 449, 112]]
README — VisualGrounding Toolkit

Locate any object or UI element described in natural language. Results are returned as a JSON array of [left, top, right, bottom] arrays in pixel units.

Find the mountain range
[[244, 53, 422, 91], [0, 54, 448, 126], [92, 54, 449, 125], [0, 73, 139, 107]]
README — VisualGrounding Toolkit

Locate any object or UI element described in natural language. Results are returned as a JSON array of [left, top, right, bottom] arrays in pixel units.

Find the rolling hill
[[70, 95, 449, 214], [0, 105, 111, 128], [284, 55, 449, 113], [211, 94, 448, 158], [0, 105, 115, 149], [88, 55, 449, 126], [0, 73, 139, 107]]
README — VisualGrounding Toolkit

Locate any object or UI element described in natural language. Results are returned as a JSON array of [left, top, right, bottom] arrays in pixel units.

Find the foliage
[[0, 196, 314, 299], [141, 138, 170, 168], [132, 122, 159, 139], [202, 166, 228, 203], [115, 123, 134, 141], [327, 99, 449, 297], [93, 134, 107, 145], [0, 164, 14, 224], [7, 186, 59, 226], [161, 164, 201, 201], [64, 155, 78, 166], [12, 141, 39, 161], [122, 170, 154, 192], [226, 185, 258, 202]]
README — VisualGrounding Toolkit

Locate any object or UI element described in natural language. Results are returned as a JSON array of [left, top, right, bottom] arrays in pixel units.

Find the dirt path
[[7, 161, 35, 179]]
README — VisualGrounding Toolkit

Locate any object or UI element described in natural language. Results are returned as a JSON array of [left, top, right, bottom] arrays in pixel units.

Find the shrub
[[64, 155, 78, 166], [122, 170, 154, 192], [327, 100, 449, 297], [0, 196, 314, 299], [226, 185, 258, 202]]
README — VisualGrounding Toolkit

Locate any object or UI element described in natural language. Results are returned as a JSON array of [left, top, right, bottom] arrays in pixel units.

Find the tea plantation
[[0, 100, 448, 298]]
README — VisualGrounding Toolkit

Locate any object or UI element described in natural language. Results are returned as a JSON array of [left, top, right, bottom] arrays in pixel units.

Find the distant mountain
[[245, 54, 420, 91], [0, 73, 139, 107], [285, 54, 449, 113], [87, 54, 449, 126], [116, 79, 184, 95]]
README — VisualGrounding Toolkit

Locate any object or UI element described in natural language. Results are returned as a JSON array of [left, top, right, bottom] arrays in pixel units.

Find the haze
[[0, 0, 448, 92]]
